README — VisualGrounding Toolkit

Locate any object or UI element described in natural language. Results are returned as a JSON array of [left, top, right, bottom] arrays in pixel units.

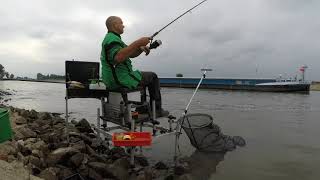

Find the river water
[[1, 80, 320, 180]]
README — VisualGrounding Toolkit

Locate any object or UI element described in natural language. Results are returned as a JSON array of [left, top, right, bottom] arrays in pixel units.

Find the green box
[[0, 108, 12, 143]]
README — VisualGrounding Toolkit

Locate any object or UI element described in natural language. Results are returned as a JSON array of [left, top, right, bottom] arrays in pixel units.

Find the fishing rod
[[148, 0, 208, 50]]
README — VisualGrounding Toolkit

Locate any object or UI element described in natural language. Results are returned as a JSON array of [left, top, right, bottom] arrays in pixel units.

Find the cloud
[[0, 0, 319, 80]]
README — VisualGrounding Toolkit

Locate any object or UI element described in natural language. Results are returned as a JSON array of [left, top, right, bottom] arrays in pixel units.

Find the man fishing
[[100, 16, 169, 117]]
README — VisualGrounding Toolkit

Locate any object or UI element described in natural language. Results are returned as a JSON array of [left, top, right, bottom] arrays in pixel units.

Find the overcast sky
[[1, 0, 319, 80]]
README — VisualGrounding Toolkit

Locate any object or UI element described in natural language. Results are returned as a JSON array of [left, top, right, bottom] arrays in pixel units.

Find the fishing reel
[[149, 40, 162, 49]]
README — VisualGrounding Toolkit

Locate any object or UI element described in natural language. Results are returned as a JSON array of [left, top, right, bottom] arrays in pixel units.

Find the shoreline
[[0, 104, 181, 180]]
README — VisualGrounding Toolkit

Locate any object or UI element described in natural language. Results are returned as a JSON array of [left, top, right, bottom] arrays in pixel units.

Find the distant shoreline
[[311, 82, 320, 91], [0, 79, 64, 84]]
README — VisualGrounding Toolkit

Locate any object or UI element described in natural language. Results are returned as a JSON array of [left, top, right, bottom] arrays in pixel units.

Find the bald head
[[105, 16, 124, 34]]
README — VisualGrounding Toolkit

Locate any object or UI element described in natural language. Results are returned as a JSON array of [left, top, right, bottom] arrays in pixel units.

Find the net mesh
[[179, 113, 226, 152]]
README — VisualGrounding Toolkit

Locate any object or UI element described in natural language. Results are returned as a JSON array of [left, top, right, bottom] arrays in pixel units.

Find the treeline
[[36, 73, 65, 80], [0, 64, 14, 79]]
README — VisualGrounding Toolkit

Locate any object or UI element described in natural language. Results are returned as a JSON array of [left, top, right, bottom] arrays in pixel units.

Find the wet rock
[[232, 136, 246, 147], [224, 138, 236, 151], [75, 118, 94, 133]]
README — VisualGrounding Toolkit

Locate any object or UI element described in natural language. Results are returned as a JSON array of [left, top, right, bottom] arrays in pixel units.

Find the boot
[[156, 108, 169, 118]]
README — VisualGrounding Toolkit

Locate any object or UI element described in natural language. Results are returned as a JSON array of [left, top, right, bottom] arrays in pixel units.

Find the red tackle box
[[112, 132, 152, 146]]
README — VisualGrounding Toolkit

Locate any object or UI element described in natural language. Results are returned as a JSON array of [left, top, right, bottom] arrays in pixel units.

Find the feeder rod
[[151, 0, 208, 39]]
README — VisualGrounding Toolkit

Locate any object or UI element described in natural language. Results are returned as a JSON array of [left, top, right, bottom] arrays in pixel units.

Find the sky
[[0, 0, 319, 80]]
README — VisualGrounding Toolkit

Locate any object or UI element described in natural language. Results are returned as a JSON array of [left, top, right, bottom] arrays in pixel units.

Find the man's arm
[[130, 48, 143, 58], [113, 37, 150, 63]]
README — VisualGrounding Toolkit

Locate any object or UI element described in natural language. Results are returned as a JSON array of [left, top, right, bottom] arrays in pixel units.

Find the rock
[[0, 142, 17, 156], [57, 167, 74, 180], [69, 152, 84, 168], [113, 158, 130, 169], [7, 155, 16, 162], [80, 134, 93, 145], [108, 159, 131, 179], [108, 147, 127, 160], [85, 144, 97, 156], [47, 147, 80, 166], [174, 165, 187, 176], [178, 174, 193, 180], [109, 164, 130, 180], [17, 152, 26, 164], [88, 168, 104, 180], [29, 155, 42, 168], [135, 155, 149, 167], [232, 136, 246, 147], [28, 122, 40, 131], [0, 160, 43, 180], [25, 138, 37, 144], [71, 140, 86, 152], [38, 112, 52, 121], [29, 109, 38, 119], [15, 116, 27, 125], [75, 118, 93, 133], [71, 119, 77, 125], [32, 149, 42, 158], [224, 136, 236, 151], [38, 167, 59, 180], [165, 174, 174, 180], [88, 162, 114, 178], [142, 167, 153, 180], [154, 161, 168, 170], [14, 126, 37, 140], [33, 140, 47, 151]]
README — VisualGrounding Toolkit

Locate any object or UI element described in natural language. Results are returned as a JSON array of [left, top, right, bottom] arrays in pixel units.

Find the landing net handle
[[174, 68, 212, 166]]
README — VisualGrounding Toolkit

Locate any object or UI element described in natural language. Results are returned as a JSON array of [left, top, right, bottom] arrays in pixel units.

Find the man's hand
[[140, 46, 150, 56], [138, 37, 151, 46]]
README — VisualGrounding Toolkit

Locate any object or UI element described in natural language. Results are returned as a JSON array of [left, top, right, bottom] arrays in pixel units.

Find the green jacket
[[100, 32, 142, 90]]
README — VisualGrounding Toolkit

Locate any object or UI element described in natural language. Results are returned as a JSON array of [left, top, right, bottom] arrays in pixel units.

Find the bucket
[[0, 108, 12, 143]]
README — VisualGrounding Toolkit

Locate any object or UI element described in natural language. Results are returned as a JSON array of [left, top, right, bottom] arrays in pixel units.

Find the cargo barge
[[159, 77, 310, 92]]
